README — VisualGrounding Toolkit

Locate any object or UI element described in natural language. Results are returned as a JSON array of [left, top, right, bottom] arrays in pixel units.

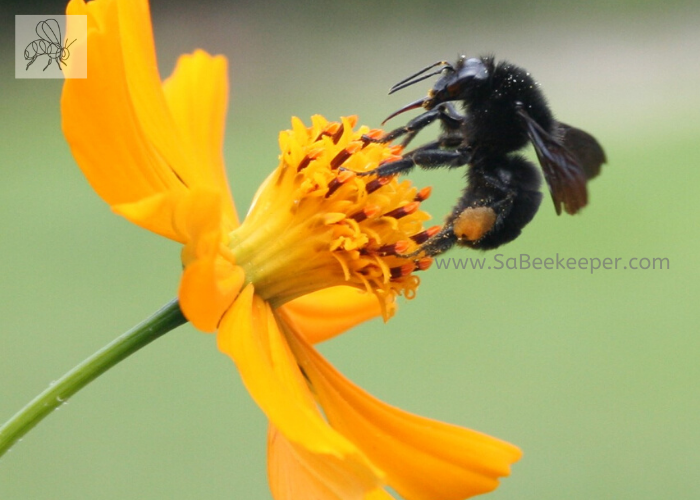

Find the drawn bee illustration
[[24, 19, 76, 71]]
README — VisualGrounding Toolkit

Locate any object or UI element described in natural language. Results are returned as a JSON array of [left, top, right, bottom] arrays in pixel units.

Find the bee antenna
[[388, 61, 452, 95]]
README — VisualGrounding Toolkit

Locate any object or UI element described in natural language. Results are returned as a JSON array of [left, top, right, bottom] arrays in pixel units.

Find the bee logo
[[24, 19, 76, 72]]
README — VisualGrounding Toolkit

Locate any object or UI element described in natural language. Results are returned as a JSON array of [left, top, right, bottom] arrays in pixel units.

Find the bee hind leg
[[399, 224, 458, 258]]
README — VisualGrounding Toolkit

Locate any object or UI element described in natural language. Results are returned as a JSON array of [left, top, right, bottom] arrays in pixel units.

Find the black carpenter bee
[[24, 19, 76, 71], [356, 55, 606, 255]]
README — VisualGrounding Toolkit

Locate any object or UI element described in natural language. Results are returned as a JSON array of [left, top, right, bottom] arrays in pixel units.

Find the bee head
[[425, 57, 489, 109], [382, 56, 490, 125]]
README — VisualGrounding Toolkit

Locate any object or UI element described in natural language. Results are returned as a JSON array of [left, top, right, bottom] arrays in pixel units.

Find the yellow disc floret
[[229, 115, 433, 318]]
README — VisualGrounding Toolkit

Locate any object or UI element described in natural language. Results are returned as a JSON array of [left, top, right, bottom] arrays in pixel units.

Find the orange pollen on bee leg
[[383, 201, 419, 219], [453, 207, 497, 241]]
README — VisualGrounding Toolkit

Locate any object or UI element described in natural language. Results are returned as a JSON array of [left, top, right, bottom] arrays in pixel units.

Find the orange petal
[[62, 0, 187, 209], [180, 255, 244, 332], [178, 187, 243, 331], [217, 286, 381, 478], [278, 287, 385, 344], [289, 331, 522, 500], [268, 424, 382, 500], [116, 0, 196, 188], [162, 50, 239, 229], [113, 192, 186, 243], [364, 489, 395, 500]]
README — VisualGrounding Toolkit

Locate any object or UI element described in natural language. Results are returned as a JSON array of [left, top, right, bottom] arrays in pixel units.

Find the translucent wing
[[558, 122, 607, 180], [516, 106, 588, 215]]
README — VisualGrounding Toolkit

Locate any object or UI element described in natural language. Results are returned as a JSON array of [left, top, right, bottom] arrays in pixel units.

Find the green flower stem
[[0, 299, 187, 459]]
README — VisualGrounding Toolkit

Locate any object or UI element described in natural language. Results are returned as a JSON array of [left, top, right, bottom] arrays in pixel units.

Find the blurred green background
[[1, 0, 699, 499]]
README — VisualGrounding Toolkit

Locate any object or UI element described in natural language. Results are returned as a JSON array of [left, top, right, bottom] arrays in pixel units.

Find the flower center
[[229, 115, 437, 317]]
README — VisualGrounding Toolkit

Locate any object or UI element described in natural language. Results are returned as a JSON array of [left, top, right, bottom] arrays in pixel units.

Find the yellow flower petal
[[113, 192, 186, 243], [289, 331, 522, 500], [116, 0, 195, 187], [278, 287, 386, 344], [62, 0, 187, 210], [364, 489, 396, 500], [178, 187, 243, 332], [63, 0, 235, 242], [218, 285, 381, 477], [268, 424, 382, 500], [162, 50, 239, 229]]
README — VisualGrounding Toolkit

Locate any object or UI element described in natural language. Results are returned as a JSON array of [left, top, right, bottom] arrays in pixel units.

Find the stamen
[[377, 154, 403, 168], [390, 262, 416, 279], [314, 122, 341, 142], [360, 129, 386, 147], [414, 186, 432, 202], [416, 257, 433, 271], [330, 143, 362, 170], [331, 123, 345, 144], [297, 148, 323, 172], [349, 205, 380, 222], [383, 201, 419, 219], [411, 225, 441, 244], [325, 169, 356, 197], [365, 176, 392, 194], [376, 240, 410, 256]]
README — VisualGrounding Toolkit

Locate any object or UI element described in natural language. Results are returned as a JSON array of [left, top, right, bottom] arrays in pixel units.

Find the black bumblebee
[[357, 55, 606, 255]]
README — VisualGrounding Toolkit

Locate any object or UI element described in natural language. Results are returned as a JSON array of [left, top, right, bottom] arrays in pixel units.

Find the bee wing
[[516, 107, 588, 215], [36, 19, 62, 45], [558, 122, 607, 180]]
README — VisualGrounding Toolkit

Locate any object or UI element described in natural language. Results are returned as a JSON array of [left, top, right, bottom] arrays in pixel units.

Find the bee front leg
[[363, 103, 465, 149]]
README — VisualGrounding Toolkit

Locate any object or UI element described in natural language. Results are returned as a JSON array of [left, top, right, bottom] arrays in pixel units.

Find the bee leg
[[353, 144, 471, 178], [413, 225, 459, 257], [43, 58, 52, 71], [362, 109, 442, 146], [449, 157, 542, 250], [362, 103, 464, 149]]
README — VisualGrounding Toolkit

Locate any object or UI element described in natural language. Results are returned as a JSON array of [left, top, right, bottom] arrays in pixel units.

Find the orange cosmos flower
[[61, 0, 522, 498]]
